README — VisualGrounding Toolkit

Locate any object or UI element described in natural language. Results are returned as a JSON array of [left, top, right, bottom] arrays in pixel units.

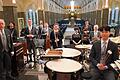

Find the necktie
[[100, 42, 107, 64], [101, 42, 107, 54]]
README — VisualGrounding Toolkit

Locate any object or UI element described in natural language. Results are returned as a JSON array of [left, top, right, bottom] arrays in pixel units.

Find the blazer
[[50, 30, 63, 42], [50, 30, 63, 48], [0, 29, 13, 53], [41, 27, 52, 39], [36, 27, 42, 39], [24, 26, 37, 42], [89, 40, 119, 69], [9, 28, 17, 42]]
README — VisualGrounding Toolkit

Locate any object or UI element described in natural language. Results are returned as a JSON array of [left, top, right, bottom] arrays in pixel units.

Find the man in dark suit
[[24, 19, 37, 64], [50, 23, 63, 49], [82, 20, 93, 34], [89, 26, 119, 80], [0, 19, 14, 80]]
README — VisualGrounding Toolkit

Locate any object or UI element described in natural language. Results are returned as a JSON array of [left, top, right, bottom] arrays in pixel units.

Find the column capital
[[3, 0, 16, 6]]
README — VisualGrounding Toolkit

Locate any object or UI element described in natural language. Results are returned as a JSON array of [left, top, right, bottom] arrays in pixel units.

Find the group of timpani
[[42, 44, 92, 80]]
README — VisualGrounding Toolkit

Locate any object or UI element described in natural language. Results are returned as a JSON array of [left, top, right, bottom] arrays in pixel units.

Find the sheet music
[[110, 63, 119, 70], [114, 61, 120, 70], [116, 60, 120, 63]]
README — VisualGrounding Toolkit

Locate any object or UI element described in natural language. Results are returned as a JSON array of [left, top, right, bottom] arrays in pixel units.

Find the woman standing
[[8, 22, 17, 42]]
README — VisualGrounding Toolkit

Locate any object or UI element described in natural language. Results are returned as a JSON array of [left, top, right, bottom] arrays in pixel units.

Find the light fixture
[[29, 9, 32, 12], [70, 0, 74, 11], [115, 7, 119, 10], [12, 0, 16, 4], [105, 0, 108, 8], [71, 12, 74, 16]]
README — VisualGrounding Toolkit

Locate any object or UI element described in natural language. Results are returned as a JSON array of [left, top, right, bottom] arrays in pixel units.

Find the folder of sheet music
[[110, 60, 120, 73]]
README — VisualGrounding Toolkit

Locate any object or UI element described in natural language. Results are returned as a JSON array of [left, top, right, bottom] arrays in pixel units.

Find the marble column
[[101, 8, 109, 26], [3, 0, 18, 27], [38, 10, 44, 24], [0, 0, 3, 19]]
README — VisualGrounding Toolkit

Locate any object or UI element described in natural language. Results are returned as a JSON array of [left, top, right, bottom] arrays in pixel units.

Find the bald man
[[0, 19, 14, 80], [90, 25, 100, 43]]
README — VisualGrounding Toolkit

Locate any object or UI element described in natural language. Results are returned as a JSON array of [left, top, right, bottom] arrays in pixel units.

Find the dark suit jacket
[[0, 29, 13, 52], [36, 27, 42, 39], [50, 30, 63, 48], [82, 25, 93, 33], [9, 28, 17, 42], [0, 29, 13, 62], [41, 27, 52, 39], [24, 27, 37, 41], [24, 27, 37, 49], [89, 40, 119, 69]]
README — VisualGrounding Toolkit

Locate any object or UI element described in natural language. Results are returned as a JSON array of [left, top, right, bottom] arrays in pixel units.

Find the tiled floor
[[17, 63, 48, 80]]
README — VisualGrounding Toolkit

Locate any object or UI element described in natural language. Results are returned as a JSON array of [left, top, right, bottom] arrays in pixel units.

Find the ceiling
[[63, 0, 93, 7]]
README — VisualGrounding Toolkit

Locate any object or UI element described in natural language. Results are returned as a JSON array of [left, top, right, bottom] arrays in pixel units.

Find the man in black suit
[[24, 19, 37, 64], [0, 19, 14, 80], [89, 26, 119, 80]]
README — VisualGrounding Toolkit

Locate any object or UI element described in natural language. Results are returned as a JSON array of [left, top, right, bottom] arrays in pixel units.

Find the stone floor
[[16, 63, 48, 80]]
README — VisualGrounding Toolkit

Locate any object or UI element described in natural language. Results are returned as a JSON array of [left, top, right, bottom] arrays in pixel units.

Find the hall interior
[[0, 0, 120, 80]]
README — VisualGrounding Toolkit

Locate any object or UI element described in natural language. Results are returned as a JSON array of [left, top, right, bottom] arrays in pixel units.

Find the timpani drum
[[46, 58, 82, 80]]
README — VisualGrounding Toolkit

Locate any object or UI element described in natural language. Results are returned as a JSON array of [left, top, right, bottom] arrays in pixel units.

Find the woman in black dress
[[72, 27, 81, 45]]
